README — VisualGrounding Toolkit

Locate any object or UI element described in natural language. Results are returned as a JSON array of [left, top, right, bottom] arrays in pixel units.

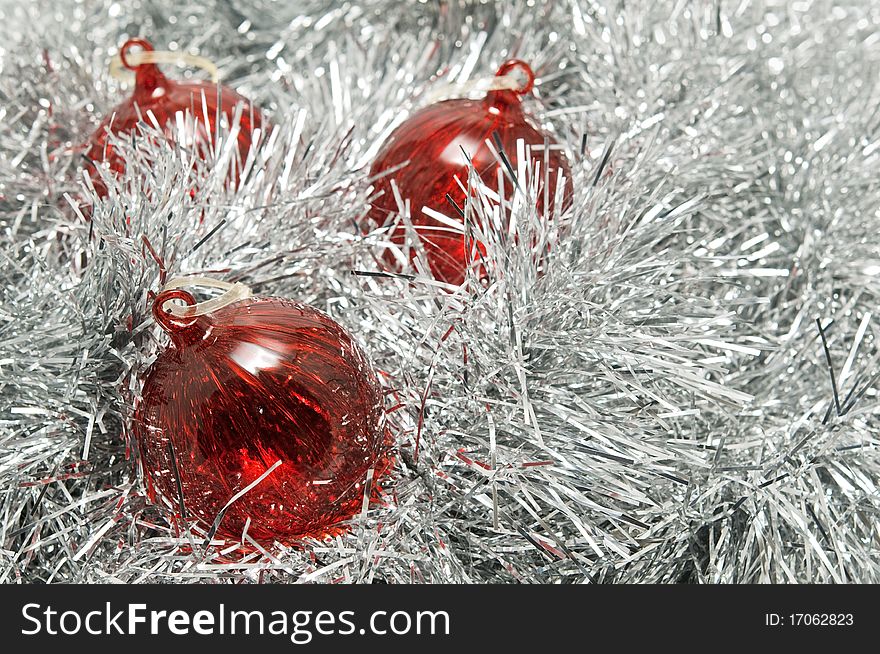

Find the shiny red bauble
[[367, 60, 573, 285], [133, 290, 389, 545], [85, 38, 263, 196]]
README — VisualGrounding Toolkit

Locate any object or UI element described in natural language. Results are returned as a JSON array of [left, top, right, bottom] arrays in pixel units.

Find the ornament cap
[[153, 289, 208, 347], [152, 277, 254, 346], [119, 38, 169, 92], [486, 59, 535, 109], [495, 59, 535, 94]]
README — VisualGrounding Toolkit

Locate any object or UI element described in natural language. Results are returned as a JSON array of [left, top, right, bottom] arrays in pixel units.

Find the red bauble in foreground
[[85, 38, 263, 196], [368, 60, 573, 285], [133, 288, 389, 545]]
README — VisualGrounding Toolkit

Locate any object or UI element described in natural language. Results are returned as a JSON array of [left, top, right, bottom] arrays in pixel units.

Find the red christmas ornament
[[85, 38, 263, 196], [133, 282, 389, 545], [367, 60, 573, 285]]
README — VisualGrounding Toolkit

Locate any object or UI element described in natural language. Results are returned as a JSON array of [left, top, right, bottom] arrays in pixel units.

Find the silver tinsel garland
[[1, 0, 878, 583]]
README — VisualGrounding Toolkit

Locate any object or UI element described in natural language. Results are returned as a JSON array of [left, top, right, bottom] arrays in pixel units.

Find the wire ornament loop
[[423, 59, 537, 103], [157, 276, 252, 321], [109, 39, 220, 84]]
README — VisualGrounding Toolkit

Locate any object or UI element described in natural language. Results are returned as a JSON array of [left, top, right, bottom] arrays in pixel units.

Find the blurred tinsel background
[[1, 0, 879, 583]]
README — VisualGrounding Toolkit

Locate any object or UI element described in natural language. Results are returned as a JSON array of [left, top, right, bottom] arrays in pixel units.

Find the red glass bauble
[[85, 38, 263, 196], [367, 60, 573, 285], [133, 289, 389, 545]]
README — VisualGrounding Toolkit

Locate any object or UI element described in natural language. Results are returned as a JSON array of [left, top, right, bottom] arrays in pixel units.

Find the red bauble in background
[[367, 60, 573, 285], [85, 38, 263, 196], [133, 286, 390, 545]]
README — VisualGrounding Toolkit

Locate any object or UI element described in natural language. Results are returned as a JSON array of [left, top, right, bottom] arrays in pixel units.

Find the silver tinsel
[[1, 0, 878, 583]]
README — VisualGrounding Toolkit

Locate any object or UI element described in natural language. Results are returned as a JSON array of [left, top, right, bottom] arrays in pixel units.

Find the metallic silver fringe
[[1, 0, 878, 583]]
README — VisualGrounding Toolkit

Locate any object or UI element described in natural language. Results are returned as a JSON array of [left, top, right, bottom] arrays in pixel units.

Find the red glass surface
[[85, 39, 263, 196], [133, 292, 390, 545], [367, 60, 573, 285]]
